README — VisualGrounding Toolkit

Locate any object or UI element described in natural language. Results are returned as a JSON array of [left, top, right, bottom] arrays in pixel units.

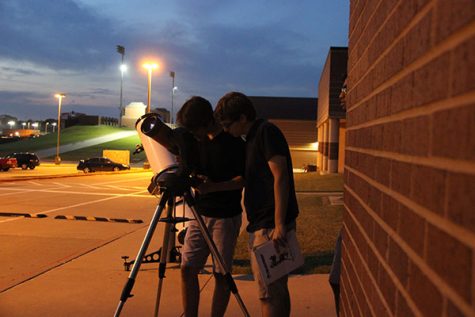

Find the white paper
[[253, 230, 304, 285]]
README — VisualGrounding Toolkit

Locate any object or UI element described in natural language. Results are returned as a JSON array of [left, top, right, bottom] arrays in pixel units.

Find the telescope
[[114, 113, 249, 317], [136, 112, 199, 178]]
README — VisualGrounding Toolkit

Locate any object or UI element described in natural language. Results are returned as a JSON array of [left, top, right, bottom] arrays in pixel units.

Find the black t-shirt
[[194, 131, 245, 218], [244, 119, 299, 232]]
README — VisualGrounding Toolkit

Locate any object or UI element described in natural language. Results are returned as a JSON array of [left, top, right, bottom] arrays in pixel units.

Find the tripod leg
[[183, 191, 250, 317], [114, 192, 169, 317], [154, 197, 175, 317]]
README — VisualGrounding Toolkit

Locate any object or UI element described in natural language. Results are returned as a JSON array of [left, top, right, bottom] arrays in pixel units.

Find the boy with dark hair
[[176, 96, 245, 317], [215, 92, 299, 317]]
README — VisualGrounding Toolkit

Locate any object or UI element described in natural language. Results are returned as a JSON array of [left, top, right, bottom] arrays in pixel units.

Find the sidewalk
[[0, 165, 337, 316]]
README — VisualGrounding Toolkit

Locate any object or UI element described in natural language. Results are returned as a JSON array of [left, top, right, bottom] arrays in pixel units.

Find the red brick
[[413, 53, 450, 107], [445, 299, 467, 317], [382, 120, 403, 153], [381, 193, 400, 230], [426, 224, 473, 302], [395, 291, 417, 317], [375, 87, 391, 119], [390, 160, 412, 198], [382, 39, 404, 83], [452, 35, 475, 96], [374, 156, 391, 187], [401, 115, 430, 156], [432, 104, 475, 161], [403, 10, 433, 66], [434, 0, 475, 44], [410, 164, 446, 215], [388, 238, 410, 287], [370, 124, 384, 150], [447, 172, 475, 233], [373, 221, 389, 259], [408, 263, 443, 317], [398, 204, 426, 255], [390, 73, 414, 114], [368, 185, 382, 213], [378, 264, 397, 314]]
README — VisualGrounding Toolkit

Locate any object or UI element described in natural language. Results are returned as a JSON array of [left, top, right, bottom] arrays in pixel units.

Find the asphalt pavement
[[0, 163, 337, 317]]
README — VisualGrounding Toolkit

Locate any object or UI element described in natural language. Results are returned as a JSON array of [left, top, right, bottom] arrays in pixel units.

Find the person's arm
[[268, 154, 289, 249], [195, 175, 244, 194]]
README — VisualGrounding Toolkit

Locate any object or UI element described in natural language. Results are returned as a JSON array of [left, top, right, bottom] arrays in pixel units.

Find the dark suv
[[7, 153, 40, 170]]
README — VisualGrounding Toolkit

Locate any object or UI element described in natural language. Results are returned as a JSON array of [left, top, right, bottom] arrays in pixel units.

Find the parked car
[[77, 157, 130, 173], [0, 156, 18, 171], [6, 152, 40, 170]]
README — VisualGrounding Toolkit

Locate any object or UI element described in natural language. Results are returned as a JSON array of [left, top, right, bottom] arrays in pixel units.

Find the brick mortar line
[[339, 276, 355, 317], [345, 146, 475, 176], [343, 209, 425, 317], [348, 15, 475, 112], [346, 90, 475, 131], [345, 165, 475, 247], [344, 177, 475, 316], [347, 0, 372, 49], [340, 243, 366, 317], [348, 0, 432, 80]]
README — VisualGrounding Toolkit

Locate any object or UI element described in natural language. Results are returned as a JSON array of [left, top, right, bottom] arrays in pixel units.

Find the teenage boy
[[214, 92, 299, 317], [176, 96, 245, 317]]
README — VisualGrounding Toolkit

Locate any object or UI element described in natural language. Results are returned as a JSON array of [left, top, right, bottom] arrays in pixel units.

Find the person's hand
[[194, 175, 216, 194], [272, 224, 288, 252]]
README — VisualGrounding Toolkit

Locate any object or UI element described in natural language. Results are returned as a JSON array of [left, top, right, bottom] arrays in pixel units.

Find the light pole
[[45, 122, 49, 133], [170, 71, 175, 124], [22, 122, 26, 129], [143, 63, 158, 113], [117, 45, 126, 126], [54, 93, 66, 165], [52, 122, 57, 133], [7, 120, 15, 129]]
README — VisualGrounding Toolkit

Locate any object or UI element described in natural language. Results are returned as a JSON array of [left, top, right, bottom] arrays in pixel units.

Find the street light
[[32, 122, 38, 129], [7, 120, 15, 129], [45, 122, 50, 133], [117, 45, 126, 126], [54, 93, 66, 165], [170, 71, 175, 124], [143, 63, 158, 113], [52, 122, 57, 133], [22, 122, 26, 129]]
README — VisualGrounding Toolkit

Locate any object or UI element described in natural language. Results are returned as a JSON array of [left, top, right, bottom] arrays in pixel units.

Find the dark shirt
[[194, 131, 245, 218], [244, 119, 299, 232]]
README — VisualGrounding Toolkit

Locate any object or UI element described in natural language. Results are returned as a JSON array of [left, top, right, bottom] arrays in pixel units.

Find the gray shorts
[[249, 222, 296, 299], [181, 213, 242, 274]]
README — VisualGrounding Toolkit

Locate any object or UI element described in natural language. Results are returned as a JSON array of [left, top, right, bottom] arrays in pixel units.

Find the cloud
[[0, 0, 119, 71]]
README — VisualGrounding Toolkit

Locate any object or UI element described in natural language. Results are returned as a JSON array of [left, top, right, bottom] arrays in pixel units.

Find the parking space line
[[54, 215, 143, 224]]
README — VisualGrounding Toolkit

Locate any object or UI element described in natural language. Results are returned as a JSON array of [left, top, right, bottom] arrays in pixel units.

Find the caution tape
[[0, 212, 47, 218], [54, 215, 143, 224]]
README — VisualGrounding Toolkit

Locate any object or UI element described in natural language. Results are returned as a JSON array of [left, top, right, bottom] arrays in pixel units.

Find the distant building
[[316, 46, 348, 174], [63, 111, 118, 128], [249, 96, 318, 170], [121, 102, 170, 129]]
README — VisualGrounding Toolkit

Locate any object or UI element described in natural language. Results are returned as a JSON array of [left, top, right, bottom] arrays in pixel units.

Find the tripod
[[114, 170, 250, 317]]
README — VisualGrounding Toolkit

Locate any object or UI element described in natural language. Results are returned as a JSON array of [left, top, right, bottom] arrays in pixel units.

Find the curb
[[0, 168, 152, 183]]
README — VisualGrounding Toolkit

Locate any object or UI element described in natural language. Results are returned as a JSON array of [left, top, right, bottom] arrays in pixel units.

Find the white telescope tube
[[136, 116, 177, 174]]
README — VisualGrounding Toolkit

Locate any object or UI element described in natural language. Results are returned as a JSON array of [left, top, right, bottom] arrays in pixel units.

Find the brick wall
[[343, 1, 475, 316]]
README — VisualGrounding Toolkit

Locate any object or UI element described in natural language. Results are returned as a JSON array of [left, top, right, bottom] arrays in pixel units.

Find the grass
[[232, 173, 344, 275], [0, 126, 141, 160], [294, 173, 344, 192], [58, 134, 146, 162]]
